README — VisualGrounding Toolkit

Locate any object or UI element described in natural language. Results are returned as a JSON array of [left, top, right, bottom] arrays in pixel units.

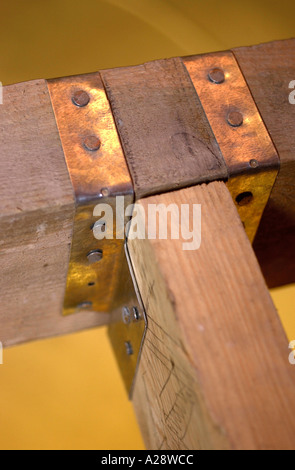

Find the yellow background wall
[[0, 0, 294, 450]]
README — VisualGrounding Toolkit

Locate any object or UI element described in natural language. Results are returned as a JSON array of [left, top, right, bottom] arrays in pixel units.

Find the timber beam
[[0, 39, 294, 342]]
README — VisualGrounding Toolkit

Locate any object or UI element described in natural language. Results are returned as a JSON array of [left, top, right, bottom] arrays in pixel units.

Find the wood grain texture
[[129, 182, 295, 450], [101, 58, 228, 199], [234, 39, 295, 287], [0, 80, 108, 346]]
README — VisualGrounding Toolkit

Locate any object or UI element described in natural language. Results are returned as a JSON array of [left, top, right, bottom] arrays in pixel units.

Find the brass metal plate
[[108, 243, 147, 396], [47, 73, 133, 314], [183, 52, 280, 242]]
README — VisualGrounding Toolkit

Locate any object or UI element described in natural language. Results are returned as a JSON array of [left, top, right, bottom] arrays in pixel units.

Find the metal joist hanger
[[47, 51, 280, 394]]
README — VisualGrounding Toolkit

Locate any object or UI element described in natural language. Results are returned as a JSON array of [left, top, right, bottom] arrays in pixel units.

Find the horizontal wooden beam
[[0, 80, 108, 346], [0, 39, 294, 346]]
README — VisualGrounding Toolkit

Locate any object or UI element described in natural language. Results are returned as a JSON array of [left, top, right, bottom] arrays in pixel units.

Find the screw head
[[72, 90, 90, 107], [249, 159, 259, 169], [227, 110, 243, 127], [100, 187, 110, 198], [87, 249, 103, 264], [132, 306, 140, 321], [208, 68, 225, 84], [122, 306, 131, 325], [125, 341, 133, 356], [83, 135, 101, 152], [77, 301, 93, 310]]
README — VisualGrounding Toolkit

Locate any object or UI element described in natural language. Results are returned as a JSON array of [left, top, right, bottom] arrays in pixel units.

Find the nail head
[[249, 159, 259, 169], [84, 135, 101, 152], [77, 301, 93, 310], [125, 341, 133, 356], [72, 90, 90, 107], [132, 306, 140, 321], [87, 249, 103, 264], [227, 111, 243, 128], [101, 188, 110, 198], [122, 306, 131, 325], [208, 68, 225, 84]]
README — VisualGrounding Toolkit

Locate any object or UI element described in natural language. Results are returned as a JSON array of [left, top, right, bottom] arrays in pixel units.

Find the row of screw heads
[[72, 90, 104, 311], [122, 306, 140, 324], [208, 67, 258, 207], [73, 90, 105, 267], [208, 68, 244, 128], [72, 89, 101, 151], [122, 306, 141, 356], [73, 89, 138, 359], [72, 89, 139, 359], [208, 67, 259, 169]]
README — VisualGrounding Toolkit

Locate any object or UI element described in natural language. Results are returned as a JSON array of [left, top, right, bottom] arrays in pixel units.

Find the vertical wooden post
[[128, 181, 295, 450]]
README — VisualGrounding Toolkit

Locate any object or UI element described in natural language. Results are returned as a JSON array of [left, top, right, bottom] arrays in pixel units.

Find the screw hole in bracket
[[236, 191, 253, 206]]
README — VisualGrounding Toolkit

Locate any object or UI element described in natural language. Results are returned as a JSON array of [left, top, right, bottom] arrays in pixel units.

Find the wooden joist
[[129, 182, 295, 450]]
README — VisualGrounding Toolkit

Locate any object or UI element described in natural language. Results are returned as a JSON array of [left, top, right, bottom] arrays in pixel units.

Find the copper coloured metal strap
[[47, 73, 133, 315], [183, 51, 280, 242], [48, 73, 147, 394]]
